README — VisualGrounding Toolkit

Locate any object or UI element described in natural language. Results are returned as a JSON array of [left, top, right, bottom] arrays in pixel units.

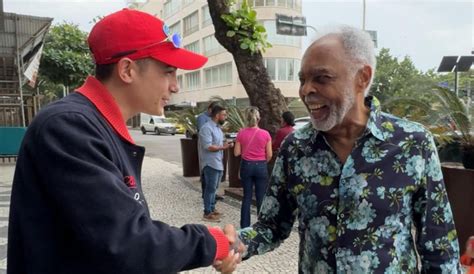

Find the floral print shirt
[[239, 97, 460, 273]]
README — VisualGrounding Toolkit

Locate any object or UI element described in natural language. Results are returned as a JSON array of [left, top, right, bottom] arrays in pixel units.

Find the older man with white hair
[[234, 25, 460, 273]]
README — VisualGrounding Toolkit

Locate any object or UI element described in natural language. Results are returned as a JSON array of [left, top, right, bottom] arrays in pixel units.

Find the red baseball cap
[[88, 8, 207, 70]]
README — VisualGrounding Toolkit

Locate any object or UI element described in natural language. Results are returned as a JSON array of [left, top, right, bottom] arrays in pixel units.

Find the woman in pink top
[[234, 107, 272, 228]]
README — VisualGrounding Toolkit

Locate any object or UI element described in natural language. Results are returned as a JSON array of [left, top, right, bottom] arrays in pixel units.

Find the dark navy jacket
[[8, 78, 223, 274]]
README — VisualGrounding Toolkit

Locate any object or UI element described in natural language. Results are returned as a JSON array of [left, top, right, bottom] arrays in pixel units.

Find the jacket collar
[[76, 76, 135, 144]]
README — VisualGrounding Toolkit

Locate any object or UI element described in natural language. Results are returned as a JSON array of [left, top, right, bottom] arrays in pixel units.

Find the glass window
[[287, 0, 294, 8], [266, 0, 275, 5], [277, 0, 286, 7], [170, 21, 181, 36], [278, 59, 287, 81], [184, 40, 200, 54], [265, 58, 276, 80], [202, 5, 212, 27], [294, 0, 301, 11], [265, 58, 300, 81], [163, 0, 180, 18], [204, 63, 233, 88], [255, 0, 265, 6], [177, 75, 183, 90], [288, 58, 295, 81], [185, 71, 200, 90], [295, 59, 301, 75], [183, 0, 195, 6], [183, 11, 199, 37], [203, 35, 225, 56]]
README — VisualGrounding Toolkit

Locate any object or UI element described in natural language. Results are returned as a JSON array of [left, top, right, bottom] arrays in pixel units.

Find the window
[[183, 11, 199, 37], [170, 21, 181, 36], [246, 0, 297, 8], [177, 75, 183, 90], [204, 63, 232, 88], [202, 5, 212, 27], [203, 35, 225, 56], [294, 0, 301, 11], [264, 58, 300, 81], [163, 0, 180, 18], [266, 59, 276, 80], [185, 71, 200, 90], [183, 0, 195, 6], [278, 59, 287, 81], [263, 20, 300, 47], [184, 40, 200, 54]]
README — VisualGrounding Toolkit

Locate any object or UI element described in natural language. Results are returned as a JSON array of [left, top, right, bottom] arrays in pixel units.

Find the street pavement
[[0, 156, 299, 273]]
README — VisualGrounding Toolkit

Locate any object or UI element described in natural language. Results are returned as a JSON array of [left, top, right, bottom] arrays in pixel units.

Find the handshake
[[212, 224, 246, 273]]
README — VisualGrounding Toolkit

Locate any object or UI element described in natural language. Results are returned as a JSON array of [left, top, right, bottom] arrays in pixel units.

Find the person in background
[[234, 107, 272, 228], [272, 111, 295, 152], [197, 101, 219, 131], [8, 9, 243, 273], [197, 101, 224, 201], [199, 105, 232, 222]]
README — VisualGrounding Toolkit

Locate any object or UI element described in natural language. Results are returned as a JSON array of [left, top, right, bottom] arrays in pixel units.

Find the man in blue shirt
[[237, 25, 460, 273], [197, 101, 225, 200], [197, 101, 218, 131], [199, 105, 232, 222]]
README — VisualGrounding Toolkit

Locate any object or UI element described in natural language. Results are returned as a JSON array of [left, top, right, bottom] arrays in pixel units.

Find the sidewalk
[[0, 157, 299, 273]]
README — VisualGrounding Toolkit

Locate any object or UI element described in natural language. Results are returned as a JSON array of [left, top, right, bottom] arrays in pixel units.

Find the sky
[[4, 0, 473, 72]]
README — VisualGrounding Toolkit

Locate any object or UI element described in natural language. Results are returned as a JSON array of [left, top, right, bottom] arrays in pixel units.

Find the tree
[[39, 23, 94, 93], [207, 0, 287, 135]]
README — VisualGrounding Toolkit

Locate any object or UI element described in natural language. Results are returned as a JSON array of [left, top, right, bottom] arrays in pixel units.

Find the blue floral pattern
[[239, 97, 460, 273]]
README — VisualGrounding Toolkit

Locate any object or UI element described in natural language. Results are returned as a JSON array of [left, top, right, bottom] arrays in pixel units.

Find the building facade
[[138, 0, 303, 108]]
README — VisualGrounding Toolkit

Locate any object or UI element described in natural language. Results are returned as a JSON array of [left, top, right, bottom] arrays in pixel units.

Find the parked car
[[140, 114, 176, 135], [294, 116, 311, 130], [174, 122, 186, 134]]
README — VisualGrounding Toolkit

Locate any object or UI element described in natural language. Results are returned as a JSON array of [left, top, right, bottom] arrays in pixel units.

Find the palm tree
[[385, 86, 473, 168], [167, 108, 200, 138]]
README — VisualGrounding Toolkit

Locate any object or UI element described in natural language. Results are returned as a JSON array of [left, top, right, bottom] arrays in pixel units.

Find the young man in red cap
[[8, 9, 242, 273]]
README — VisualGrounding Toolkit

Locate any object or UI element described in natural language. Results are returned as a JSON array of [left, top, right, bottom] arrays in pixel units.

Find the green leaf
[[226, 30, 236, 37], [320, 176, 333, 186], [240, 43, 249, 50], [381, 121, 395, 132]]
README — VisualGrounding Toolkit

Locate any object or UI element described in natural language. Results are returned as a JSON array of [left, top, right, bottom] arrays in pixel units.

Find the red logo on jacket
[[124, 176, 137, 188]]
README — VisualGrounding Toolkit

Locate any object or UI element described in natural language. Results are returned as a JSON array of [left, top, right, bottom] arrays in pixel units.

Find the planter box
[[180, 138, 200, 177], [442, 163, 474, 251]]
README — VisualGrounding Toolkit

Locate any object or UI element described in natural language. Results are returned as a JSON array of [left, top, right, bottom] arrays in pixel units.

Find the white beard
[[311, 87, 355, 131]]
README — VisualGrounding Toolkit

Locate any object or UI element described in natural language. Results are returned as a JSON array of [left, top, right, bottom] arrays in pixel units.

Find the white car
[[294, 116, 311, 130], [140, 114, 176, 135]]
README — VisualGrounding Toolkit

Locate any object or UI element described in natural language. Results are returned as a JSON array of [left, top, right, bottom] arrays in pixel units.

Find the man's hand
[[213, 224, 246, 273], [222, 141, 233, 150]]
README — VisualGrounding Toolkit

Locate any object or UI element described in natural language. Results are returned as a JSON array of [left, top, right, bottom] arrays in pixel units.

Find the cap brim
[[150, 47, 208, 70]]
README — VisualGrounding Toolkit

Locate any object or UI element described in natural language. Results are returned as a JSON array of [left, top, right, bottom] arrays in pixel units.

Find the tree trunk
[[207, 0, 288, 135]]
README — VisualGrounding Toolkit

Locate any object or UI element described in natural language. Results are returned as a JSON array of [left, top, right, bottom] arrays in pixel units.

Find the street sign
[[275, 14, 308, 36]]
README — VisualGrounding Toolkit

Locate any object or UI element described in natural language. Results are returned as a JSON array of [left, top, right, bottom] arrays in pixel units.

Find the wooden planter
[[442, 163, 474, 250], [180, 138, 200, 177]]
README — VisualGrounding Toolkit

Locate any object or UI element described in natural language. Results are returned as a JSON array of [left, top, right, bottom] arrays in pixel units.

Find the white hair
[[310, 25, 376, 96]]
